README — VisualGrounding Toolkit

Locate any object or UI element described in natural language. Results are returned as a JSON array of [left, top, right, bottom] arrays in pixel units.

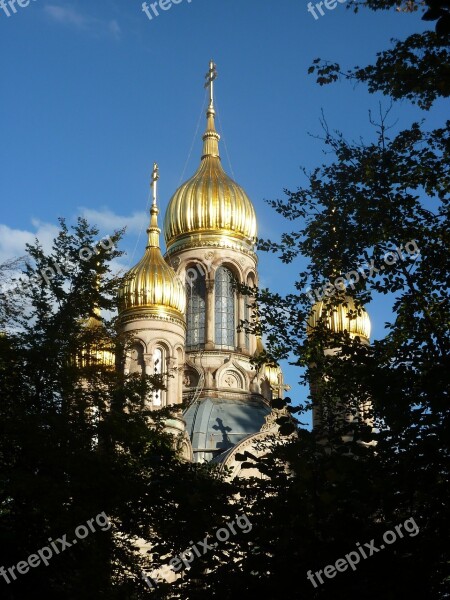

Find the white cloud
[[0, 208, 150, 275], [79, 207, 147, 236], [0, 222, 59, 265], [44, 5, 121, 39], [108, 19, 121, 40], [44, 5, 88, 28]]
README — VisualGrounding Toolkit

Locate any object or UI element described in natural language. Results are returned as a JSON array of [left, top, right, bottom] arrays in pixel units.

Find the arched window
[[128, 342, 145, 375], [244, 297, 250, 350], [152, 347, 164, 406], [215, 266, 235, 349], [244, 275, 255, 350], [186, 266, 206, 350]]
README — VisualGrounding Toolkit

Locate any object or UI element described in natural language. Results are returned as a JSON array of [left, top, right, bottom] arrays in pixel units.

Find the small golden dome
[[262, 363, 283, 389], [77, 308, 116, 369], [163, 68, 257, 253], [119, 165, 186, 319], [255, 337, 284, 390], [306, 296, 371, 342]]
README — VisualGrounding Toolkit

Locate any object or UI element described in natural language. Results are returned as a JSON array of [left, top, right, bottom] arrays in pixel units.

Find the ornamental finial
[[204, 60, 217, 111], [151, 162, 159, 207]]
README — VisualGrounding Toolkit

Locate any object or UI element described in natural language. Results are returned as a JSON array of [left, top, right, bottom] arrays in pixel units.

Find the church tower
[[118, 62, 287, 465], [118, 164, 186, 410], [163, 61, 279, 463], [306, 296, 372, 436]]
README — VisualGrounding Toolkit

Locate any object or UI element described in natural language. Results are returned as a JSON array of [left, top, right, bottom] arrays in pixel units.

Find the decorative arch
[[215, 359, 249, 391], [214, 406, 294, 480], [244, 274, 255, 351], [126, 339, 146, 375], [183, 359, 203, 390], [217, 260, 243, 283], [175, 346, 185, 401], [175, 345, 184, 366], [220, 370, 244, 390], [243, 265, 256, 279], [231, 359, 250, 390], [151, 345, 165, 406], [148, 339, 171, 359], [177, 436, 194, 462]]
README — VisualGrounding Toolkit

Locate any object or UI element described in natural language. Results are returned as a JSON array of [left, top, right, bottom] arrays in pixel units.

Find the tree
[[0, 257, 28, 329], [309, 0, 450, 110], [161, 2, 450, 598], [0, 218, 233, 599]]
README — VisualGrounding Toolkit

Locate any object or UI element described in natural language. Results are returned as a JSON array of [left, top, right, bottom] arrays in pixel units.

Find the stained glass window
[[186, 266, 206, 350], [152, 347, 163, 406], [244, 295, 250, 349], [244, 276, 255, 350], [129, 343, 145, 374], [215, 266, 235, 348]]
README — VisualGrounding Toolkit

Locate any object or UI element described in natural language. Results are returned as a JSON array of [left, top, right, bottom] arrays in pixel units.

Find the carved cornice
[[185, 349, 256, 363], [182, 388, 269, 406], [119, 309, 186, 330], [165, 239, 257, 262], [218, 408, 294, 476]]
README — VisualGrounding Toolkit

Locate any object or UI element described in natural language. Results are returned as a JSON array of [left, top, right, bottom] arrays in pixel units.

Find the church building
[[117, 62, 288, 471], [115, 61, 372, 475]]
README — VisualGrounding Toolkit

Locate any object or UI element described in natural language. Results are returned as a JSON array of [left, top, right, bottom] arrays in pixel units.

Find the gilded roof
[[306, 296, 371, 341], [164, 103, 257, 253], [119, 166, 186, 318]]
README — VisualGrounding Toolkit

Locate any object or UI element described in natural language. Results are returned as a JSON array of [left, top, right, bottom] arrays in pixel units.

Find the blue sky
[[0, 0, 446, 422]]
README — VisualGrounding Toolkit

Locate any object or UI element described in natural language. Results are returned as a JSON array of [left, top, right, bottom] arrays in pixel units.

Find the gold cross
[[204, 60, 217, 108], [151, 162, 159, 206]]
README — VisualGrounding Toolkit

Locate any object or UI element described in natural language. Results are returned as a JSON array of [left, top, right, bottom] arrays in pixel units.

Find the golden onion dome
[[77, 308, 116, 369], [306, 296, 371, 342], [163, 63, 257, 254], [262, 363, 283, 390], [255, 337, 284, 392], [119, 165, 186, 320]]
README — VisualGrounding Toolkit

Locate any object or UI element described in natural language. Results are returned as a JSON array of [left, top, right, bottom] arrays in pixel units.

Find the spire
[[202, 60, 220, 160], [147, 162, 161, 248]]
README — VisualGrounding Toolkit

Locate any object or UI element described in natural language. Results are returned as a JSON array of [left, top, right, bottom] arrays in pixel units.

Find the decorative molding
[[218, 407, 294, 478], [260, 408, 287, 432], [231, 358, 252, 387], [119, 310, 186, 330], [183, 367, 200, 389], [165, 240, 257, 261], [169, 256, 181, 269], [222, 371, 242, 389]]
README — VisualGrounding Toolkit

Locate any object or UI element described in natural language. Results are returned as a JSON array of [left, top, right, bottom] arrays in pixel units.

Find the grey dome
[[183, 397, 270, 463]]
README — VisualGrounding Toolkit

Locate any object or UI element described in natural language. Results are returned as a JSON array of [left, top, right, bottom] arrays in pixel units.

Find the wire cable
[[215, 97, 236, 181], [127, 188, 152, 268], [178, 90, 208, 187]]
